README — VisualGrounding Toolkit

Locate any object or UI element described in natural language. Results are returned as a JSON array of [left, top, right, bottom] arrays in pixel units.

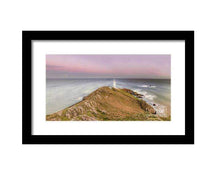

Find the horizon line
[[46, 77, 171, 80]]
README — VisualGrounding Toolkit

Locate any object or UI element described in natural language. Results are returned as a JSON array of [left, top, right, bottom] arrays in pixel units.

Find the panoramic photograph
[[46, 54, 171, 121]]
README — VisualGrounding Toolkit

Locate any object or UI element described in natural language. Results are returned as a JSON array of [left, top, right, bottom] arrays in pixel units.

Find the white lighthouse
[[113, 79, 116, 88]]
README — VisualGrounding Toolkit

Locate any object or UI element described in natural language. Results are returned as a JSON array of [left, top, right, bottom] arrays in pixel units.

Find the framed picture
[[22, 31, 194, 144]]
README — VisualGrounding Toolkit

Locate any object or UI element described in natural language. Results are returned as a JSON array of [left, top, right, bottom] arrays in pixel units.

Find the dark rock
[[138, 99, 156, 114], [136, 94, 143, 98]]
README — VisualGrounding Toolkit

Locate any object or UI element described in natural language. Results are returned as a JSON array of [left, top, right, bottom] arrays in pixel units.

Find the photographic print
[[46, 55, 171, 121], [22, 31, 194, 144]]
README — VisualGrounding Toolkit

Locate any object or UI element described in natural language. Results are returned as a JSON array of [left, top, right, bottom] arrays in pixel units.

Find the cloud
[[46, 55, 171, 79], [46, 65, 64, 71]]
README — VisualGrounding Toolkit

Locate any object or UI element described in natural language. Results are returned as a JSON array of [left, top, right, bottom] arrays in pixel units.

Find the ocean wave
[[77, 97, 82, 100], [133, 89, 142, 94], [138, 84, 156, 88], [139, 85, 149, 88], [134, 90, 156, 100], [143, 94, 156, 100], [153, 104, 168, 117]]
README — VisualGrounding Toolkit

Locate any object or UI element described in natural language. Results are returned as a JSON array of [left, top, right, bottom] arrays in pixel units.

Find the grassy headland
[[46, 86, 170, 121]]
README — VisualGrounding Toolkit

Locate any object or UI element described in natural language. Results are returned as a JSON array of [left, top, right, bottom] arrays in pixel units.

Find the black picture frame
[[22, 31, 194, 144]]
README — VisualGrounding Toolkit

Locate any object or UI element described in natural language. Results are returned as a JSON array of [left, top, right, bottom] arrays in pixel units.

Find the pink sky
[[46, 55, 171, 79]]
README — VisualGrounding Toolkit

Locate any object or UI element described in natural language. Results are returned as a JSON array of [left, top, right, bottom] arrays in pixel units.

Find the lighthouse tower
[[113, 79, 116, 88]]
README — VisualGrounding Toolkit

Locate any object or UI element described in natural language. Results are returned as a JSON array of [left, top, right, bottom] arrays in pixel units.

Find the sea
[[46, 78, 171, 116]]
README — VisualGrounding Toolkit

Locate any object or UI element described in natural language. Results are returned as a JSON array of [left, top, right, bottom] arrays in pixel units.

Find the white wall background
[[0, 0, 220, 179]]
